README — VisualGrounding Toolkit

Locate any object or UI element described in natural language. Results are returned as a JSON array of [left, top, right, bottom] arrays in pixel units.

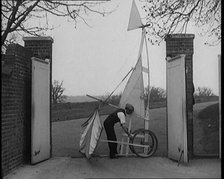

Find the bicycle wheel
[[129, 129, 158, 158]]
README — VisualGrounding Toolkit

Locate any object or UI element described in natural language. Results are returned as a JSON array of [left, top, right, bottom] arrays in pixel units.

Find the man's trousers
[[103, 120, 118, 157]]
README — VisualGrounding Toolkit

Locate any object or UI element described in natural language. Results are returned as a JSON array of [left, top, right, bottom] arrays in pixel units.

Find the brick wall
[[165, 34, 195, 158], [1, 37, 53, 177], [1, 44, 32, 177]]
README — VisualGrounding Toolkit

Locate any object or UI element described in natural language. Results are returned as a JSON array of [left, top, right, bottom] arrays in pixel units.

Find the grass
[[194, 103, 219, 155], [51, 101, 168, 122], [52, 96, 218, 122]]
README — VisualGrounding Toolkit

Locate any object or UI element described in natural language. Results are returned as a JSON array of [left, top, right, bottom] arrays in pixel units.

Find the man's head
[[125, 103, 134, 115]]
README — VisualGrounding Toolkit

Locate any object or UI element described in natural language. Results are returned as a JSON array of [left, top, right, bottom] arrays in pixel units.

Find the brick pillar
[[23, 36, 53, 157], [23, 36, 53, 59], [165, 34, 195, 159]]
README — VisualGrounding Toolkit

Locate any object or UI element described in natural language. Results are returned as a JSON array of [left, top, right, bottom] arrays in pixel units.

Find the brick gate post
[[165, 34, 195, 159], [23, 36, 54, 157]]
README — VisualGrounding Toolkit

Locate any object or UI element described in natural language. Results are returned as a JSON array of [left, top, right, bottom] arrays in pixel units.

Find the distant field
[[64, 95, 219, 104], [52, 96, 219, 122], [65, 95, 101, 103], [52, 102, 116, 122]]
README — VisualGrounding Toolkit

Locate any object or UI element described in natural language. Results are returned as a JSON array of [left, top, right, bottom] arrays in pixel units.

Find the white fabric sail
[[119, 56, 145, 118], [119, 28, 147, 119], [127, 0, 143, 31], [79, 109, 102, 159]]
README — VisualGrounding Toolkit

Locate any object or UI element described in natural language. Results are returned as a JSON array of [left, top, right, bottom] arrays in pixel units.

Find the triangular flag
[[127, 0, 143, 31]]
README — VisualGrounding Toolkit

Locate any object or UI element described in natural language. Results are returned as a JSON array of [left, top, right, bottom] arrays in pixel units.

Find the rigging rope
[[104, 67, 134, 103]]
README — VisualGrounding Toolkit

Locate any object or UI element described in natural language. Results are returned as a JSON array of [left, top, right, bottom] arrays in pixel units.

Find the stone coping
[[165, 34, 195, 40], [23, 36, 54, 42]]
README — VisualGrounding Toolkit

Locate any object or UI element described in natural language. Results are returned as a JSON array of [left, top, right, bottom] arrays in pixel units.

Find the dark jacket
[[104, 109, 126, 126]]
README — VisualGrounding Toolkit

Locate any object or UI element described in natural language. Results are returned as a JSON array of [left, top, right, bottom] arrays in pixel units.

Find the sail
[[119, 56, 145, 118], [79, 109, 102, 158], [127, 0, 143, 31], [119, 27, 147, 119]]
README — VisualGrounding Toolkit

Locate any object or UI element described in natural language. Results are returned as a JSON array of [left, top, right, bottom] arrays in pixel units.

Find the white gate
[[166, 54, 188, 163], [31, 57, 50, 164]]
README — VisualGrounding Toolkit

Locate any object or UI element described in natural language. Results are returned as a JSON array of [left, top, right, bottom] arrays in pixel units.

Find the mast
[[143, 27, 150, 130], [136, 27, 151, 130], [137, 28, 145, 60], [125, 0, 151, 129]]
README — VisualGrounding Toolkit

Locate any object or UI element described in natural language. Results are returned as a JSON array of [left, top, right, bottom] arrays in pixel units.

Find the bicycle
[[85, 95, 158, 158], [118, 127, 158, 158]]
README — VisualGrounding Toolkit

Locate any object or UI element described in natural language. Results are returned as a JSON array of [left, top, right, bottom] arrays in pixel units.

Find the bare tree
[[150, 86, 166, 102], [140, 0, 221, 45], [52, 80, 67, 104], [144, 86, 166, 103], [1, 0, 110, 51], [195, 87, 215, 97]]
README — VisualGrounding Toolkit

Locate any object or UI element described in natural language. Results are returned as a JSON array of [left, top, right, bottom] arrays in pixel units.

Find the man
[[103, 103, 134, 159]]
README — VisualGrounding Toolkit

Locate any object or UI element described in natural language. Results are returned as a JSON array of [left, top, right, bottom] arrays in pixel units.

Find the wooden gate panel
[[31, 57, 50, 164], [166, 55, 188, 163]]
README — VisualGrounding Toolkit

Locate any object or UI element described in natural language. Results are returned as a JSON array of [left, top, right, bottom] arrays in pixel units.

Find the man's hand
[[121, 125, 131, 137]]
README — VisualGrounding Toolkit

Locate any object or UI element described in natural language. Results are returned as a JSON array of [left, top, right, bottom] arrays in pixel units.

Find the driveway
[[4, 157, 221, 179]]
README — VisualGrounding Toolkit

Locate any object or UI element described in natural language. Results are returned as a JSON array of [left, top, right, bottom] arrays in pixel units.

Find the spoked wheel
[[129, 129, 158, 158]]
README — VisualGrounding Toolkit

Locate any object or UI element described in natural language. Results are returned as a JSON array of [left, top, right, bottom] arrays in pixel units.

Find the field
[[52, 99, 219, 158], [51, 96, 219, 122]]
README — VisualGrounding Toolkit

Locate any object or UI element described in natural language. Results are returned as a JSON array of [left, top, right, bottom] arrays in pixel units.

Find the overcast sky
[[44, 0, 220, 96]]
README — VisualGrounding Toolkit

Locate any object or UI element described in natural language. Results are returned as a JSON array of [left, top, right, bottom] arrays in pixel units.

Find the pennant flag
[[127, 0, 143, 31], [79, 109, 103, 159]]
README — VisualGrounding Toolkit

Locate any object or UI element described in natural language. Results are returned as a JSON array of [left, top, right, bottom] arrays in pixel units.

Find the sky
[[40, 0, 220, 96]]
